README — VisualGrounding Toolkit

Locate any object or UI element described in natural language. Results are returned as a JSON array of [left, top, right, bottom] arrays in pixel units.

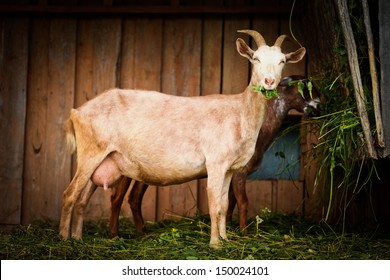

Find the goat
[[60, 30, 306, 248], [108, 76, 320, 238], [226, 76, 320, 229]]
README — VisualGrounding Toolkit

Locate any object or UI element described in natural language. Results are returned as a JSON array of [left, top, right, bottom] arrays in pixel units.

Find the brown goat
[[60, 30, 306, 248], [108, 76, 320, 237], [227, 76, 320, 229]]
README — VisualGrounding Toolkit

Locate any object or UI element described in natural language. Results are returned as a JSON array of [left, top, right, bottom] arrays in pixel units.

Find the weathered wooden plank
[[132, 17, 163, 92], [92, 18, 122, 92], [197, 15, 223, 215], [252, 17, 278, 46], [280, 19, 305, 77], [157, 16, 202, 221], [119, 17, 163, 223], [161, 17, 201, 97], [22, 18, 50, 224], [119, 18, 136, 89], [301, 124, 322, 220], [22, 18, 76, 223], [273, 180, 304, 214], [74, 19, 94, 108], [0, 17, 28, 224], [222, 16, 250, 94], [201, 16, 223, 96], [245, 181, 273, 218], [78, 18, 122, 221], [158, 183, 199, 221], [44, 18, 77, 221]]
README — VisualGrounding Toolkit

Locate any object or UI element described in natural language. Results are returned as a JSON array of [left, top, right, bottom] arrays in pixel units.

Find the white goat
[[59, 30, 306, 248]]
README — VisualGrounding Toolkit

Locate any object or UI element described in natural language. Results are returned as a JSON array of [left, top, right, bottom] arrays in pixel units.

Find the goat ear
[[285, 47, 306, 63], [236, 38, 254, 60]]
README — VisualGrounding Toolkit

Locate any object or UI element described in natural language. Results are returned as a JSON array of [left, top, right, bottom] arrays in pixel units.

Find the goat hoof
[[59, 236, 68, 241], [209, 240, 223, 249], [71, 234, 82, 240], [59, 229, 70, 241]]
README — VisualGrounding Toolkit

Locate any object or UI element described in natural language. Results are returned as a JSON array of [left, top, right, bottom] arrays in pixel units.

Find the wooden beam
[[335, 0, 377, 159], [38, 0, 48, 6], [103, 0, 113, 6], [362, 0, 385, 149], [379, 0, 390, 157], [0, 4, 292, 15]]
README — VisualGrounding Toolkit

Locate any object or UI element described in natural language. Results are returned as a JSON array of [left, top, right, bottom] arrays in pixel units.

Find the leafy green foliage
[[251, 78, 313, 100], [288, 79, 314, 99], [250, 85, 279, 99]]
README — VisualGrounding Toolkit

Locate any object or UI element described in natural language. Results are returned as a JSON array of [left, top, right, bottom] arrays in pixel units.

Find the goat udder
[[91, 156, 122, 190]]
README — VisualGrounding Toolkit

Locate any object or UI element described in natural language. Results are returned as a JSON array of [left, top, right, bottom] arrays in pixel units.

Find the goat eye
[[254, 57, 261, 63], [279, 60, 285, 65]]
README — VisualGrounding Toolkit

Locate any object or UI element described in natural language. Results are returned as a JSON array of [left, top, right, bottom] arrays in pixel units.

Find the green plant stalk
[[289, 0, 303, 48]]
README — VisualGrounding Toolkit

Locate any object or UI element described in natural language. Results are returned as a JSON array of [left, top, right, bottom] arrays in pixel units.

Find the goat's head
[[236, 30, 306, 90], [278, 75, 321, 115]]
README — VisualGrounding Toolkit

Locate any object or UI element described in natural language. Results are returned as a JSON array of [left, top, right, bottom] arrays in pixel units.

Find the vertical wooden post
[[335, 0, 377, 159], [361, 0, 385, 149], [379, 0, 390, 157]]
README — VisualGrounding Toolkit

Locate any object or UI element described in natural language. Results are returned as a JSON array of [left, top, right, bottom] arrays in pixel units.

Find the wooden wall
[[0, 8, 314, 226]]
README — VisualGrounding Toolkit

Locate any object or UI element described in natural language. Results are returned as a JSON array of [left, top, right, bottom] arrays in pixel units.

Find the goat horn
[[237, 30, 266, 47], [274, 35, 288, 47]]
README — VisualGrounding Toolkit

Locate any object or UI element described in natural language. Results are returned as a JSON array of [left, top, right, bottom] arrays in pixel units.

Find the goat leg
[[231, 172, 249, 230], [226, 181, 237, 224], [71, 181, 97, 238], [109, 177, 132, 238], [129, 181, 149, 235]]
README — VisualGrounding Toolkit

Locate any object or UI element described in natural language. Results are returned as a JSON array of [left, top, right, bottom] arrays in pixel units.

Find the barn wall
[[0, 7, 314, 226], [0, 16, 29, 224]]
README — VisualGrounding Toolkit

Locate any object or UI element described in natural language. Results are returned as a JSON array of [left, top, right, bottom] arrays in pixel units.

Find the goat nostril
[[265, 78, 275, 86]]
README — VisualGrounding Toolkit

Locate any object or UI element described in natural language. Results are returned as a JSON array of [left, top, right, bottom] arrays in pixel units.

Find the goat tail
[[65, 118, 76, 154]]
